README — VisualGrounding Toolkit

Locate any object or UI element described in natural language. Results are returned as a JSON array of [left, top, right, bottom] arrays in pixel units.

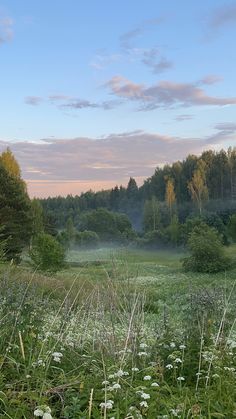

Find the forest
[[40, 148, 236, 251]]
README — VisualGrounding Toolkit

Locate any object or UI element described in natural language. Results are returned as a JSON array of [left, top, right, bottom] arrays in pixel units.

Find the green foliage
[[0, 161, 32, 261], [182, 223, 231, 273], [228, 214, 236, 242], [74, 230, 99, 248], [31, 198, 45, 237], [79, 208, 134, 241], [143, 196, 161, 232], [30, 233, 65, 272]]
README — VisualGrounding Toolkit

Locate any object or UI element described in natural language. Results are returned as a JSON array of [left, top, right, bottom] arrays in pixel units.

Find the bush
[[30, 233, 65, 273], [182, 223, 231, 273], [74, 230, 99, 248]]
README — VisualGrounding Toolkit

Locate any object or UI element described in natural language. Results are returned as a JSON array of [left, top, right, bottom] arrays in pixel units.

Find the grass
[[0, 246, 236, 417]]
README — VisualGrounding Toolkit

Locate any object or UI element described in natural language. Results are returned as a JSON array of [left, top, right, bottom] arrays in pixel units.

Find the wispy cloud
[[25, 96, 43, 106], [209, 2, 236, 30], [120, 18, 163, 49], [175, 114, 194, 122], [106, 75, 236, 110], [141, 47, 173, 74], [214, 122, 236, 133], [25, 94, 122, 111], [0, 16, 13, 44]]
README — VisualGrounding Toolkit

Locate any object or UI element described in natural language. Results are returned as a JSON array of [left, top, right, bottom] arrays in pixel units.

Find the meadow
[[0, 246, 236, 418]]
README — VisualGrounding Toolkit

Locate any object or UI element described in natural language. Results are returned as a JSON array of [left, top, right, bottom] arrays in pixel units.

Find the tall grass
[[0, 261, 236, 417]]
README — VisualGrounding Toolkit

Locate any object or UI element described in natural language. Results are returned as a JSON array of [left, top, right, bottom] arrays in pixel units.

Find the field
[[0, 246, 236, 418]]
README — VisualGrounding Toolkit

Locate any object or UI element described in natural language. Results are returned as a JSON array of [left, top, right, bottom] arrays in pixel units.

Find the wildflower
[[138, 351, 148, 357], [177, 376, 185, 381], [179, 344, 186, 350], [151, 382, 159, 387], [140, 401, 148, 408], [166, 364, 173, 369], [140, 392, 150, 400], [34, 406, 52, 418], [174, 358, 182, 364], [143, 375, 152, 380], [114, 369, 129, 377], [102, 380, 109, 385], [108, 374, 115, 379], [100, 400, 114, 409], [140, 343, 148, 349], [52, 352, 63, 363], [34, 409, 44, 417], [112, 383, 121, 390], [170, 342, 176, 348], [131, 367, 139, 372]]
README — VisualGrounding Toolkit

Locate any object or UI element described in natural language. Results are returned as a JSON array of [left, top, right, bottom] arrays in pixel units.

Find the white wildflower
[[177, 376, 185, 381], [100, 400, 114, 409], [179, 344, 186, 350], [131, 367, 139, 372], [143, 375, 152, 380], [174, 358, 182, 364], [112, 383, 121, 390], [140, 401, 148, 408], [151, 382, 159, 387], [102, 380, 109, 385], [140, 392, 150, 400], [138, 351, 148, 357], [52, 352, 63, 363], [34, 409, 44, 417], [140, 343, 148, 349], [166, 364, 173, 369]]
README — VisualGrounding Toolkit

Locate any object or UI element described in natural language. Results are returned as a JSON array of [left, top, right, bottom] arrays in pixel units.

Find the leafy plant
[[29, 232, 65, 272], [182, 223, 231, 273]]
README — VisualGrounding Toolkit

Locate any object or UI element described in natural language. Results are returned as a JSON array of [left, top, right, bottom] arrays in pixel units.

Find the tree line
[[41, 148, 236, 229]]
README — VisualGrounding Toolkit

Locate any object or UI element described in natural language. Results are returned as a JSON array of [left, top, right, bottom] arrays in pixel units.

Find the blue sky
[[0, 0, 236, 196]]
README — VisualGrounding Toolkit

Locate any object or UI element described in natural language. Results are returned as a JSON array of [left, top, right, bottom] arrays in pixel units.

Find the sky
[[0, 0, 236, 197]]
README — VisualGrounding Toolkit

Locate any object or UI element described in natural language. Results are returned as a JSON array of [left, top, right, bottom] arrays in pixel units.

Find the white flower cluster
[[52, 351, 63, 363], [34, 405, 52, 419], [100, 399, 114, 409]]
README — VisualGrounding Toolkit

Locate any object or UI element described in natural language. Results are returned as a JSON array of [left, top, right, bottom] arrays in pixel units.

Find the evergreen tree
[[0, 162, 32, 260]]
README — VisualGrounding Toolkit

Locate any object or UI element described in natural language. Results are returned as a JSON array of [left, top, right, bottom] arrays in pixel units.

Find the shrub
[[74, 230, 99, 248], [182, 223, 231, 273], [30, 233, 65, 273]]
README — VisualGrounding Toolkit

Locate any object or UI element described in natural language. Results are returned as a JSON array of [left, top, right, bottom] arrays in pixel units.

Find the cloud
[[0, 16, 13, 44], [141, 48, 173, 74], [214, 122, 236, 133], [25, 94, 122, 111], [106, 75, 236, 110], [0, 128, 235, 197], [199, 74, 223, 85], [120, 18, 163, 49], [175, 114, 194, 122], [63, 99, 99, 109], [25, 96, 43, 106], [209, 2, 236, 30]]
